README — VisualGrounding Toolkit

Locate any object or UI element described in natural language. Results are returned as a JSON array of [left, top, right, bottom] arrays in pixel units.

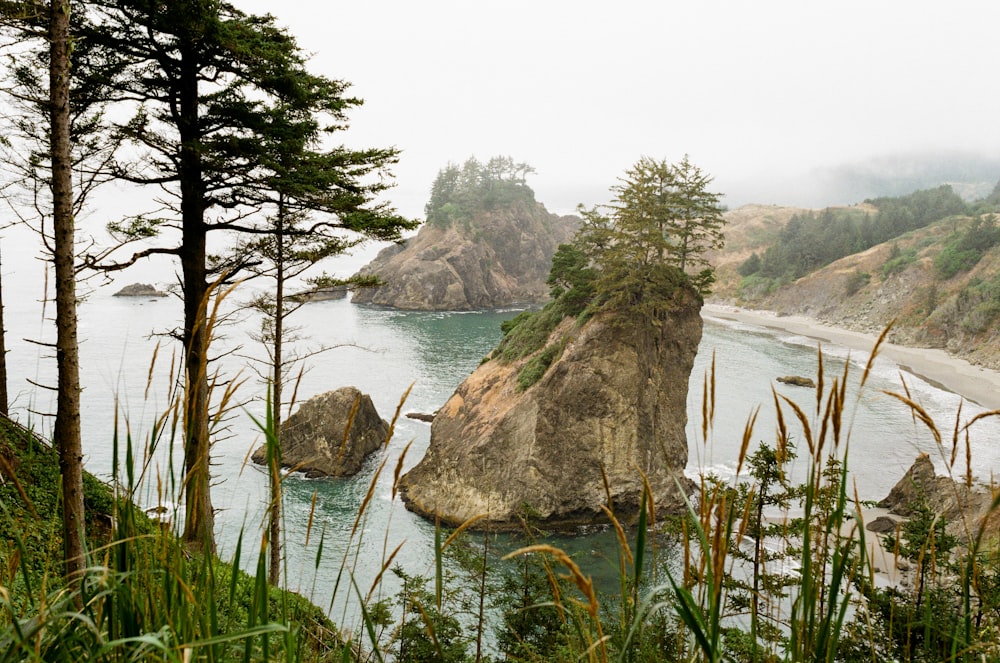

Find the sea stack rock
[[400, 288, 702, 529], [350, 200, 578, 310], [251, 387, 389, 478]]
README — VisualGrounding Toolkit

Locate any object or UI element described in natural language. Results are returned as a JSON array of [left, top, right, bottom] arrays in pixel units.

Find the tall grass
[[486, 330, 1000, 662], [3, 327, 1000, 662]]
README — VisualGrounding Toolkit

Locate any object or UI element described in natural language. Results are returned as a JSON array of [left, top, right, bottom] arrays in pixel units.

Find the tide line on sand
[[702, 304, 1000, 411]]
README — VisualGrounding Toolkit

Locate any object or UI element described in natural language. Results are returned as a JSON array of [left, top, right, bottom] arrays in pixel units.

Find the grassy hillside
[[0, 416, 342, 661]]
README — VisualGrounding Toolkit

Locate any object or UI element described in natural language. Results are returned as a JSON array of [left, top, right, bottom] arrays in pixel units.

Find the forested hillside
[[710, 181, 1000, 368]]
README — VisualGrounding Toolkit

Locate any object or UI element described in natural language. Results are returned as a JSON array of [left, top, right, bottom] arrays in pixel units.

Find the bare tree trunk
[[50, 0, 86, 587], [179, 219, 214, 552], [268, 204, 285, 585], [178, 47, 214, 553], [0, 244, 8, 417]]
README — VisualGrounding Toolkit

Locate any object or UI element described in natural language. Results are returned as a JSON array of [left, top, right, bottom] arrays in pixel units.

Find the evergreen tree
[[0, 0, 104, 589], [47, 0, 87, 589], [84, 0, 407, 552], [424, 155, 535, 227], [583, 155, 725, 306], [235, 88, 413, 583]]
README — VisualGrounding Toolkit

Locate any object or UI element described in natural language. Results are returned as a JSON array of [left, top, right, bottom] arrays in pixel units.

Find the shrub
[[737, 252, 762, 277], [881, 246, 917, 278], [494, 304, 565, 363], [935, 215, 1000, 279], [844, 269, 870, 296], [738, 273, 778, 300], [517, 343, 563, 391]]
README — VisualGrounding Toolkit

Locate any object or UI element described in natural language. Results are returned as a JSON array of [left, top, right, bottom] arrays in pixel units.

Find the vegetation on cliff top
[[425, 156, 537, 229], [738, 184, 970, 287], [0, 415, 342, 661], [493, 155, 723, 389]]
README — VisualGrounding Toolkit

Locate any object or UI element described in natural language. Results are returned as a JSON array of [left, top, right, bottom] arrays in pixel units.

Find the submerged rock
[[251, 387, 389, 478], [350, 200, 578, 310], [400, 288, 702, 529]]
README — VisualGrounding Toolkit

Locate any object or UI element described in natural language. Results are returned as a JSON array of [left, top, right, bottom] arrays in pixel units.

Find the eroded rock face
[[251, 387, 389, 478], [350, 201, 578, 310], [399, 291, 702, 529]]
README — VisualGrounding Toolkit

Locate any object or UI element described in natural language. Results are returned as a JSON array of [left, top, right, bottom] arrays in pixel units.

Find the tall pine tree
[[86, 0, 411, 552]]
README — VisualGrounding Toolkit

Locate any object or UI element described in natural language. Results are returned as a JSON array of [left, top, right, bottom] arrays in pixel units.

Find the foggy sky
[[235, 2, 1000, 218]]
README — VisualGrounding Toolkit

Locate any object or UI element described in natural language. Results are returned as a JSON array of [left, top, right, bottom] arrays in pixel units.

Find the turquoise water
[[7, 287, 1000, 626]]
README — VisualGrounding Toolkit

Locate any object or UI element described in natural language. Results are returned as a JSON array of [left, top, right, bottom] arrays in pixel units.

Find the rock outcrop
[[879, 453, 999, 541], [399, 289, 702, 529], [350, 200, 578, 310], [114, 282, 167, 297], [251, 387, 389, 478]]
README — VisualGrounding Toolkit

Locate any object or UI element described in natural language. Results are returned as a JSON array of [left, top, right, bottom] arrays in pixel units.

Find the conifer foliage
[[80, 0, 412, 552], [579, 155, 725, 301]]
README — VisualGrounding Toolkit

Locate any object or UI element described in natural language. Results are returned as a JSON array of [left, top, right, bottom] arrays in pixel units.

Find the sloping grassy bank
[[0, 415, 344, 662]]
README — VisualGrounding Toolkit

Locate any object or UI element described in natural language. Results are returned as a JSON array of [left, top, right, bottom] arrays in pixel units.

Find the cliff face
[[351, 201, 578, 310], [399, 291, 702, 529]]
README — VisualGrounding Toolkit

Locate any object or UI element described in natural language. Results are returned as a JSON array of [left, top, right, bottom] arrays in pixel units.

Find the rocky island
[[113, 282, 167, 297], [400, 156, 726, 528], [399, 289, 703, 528], [351, 157, 578, 310]]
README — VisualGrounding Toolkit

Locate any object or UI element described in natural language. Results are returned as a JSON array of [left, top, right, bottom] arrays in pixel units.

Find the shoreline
[[702, 304, 1000, 411]]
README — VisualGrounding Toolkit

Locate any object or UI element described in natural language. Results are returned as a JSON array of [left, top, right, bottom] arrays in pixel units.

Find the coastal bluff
[[399, 289, 702, 529], [350, 199, 578, 310]]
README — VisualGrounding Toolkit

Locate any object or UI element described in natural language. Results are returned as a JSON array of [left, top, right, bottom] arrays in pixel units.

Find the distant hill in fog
[[724, 151, 1000, 209]]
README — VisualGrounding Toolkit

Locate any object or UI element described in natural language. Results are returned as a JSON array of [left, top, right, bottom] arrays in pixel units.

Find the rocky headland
[[879, 453, 1000, 542], [707, 191, 1000, 370], [350, 199, 578, 310], [399, 286, 703, 529]]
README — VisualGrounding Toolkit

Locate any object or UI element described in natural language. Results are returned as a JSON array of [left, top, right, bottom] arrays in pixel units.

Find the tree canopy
[[73, 0, 412, 552], [496, 156, 724, 375], [740, 185, 971, 283], [579, 155, 725, 301], [425, 156, 536, 228]]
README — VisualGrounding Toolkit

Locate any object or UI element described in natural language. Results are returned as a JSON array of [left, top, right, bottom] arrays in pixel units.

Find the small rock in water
[[776, 375, 816, 388], [114, 282, 167, 297]]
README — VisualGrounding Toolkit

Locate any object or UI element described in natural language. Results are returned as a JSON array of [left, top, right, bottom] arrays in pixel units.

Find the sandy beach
[[703, 304, 1000, 411]]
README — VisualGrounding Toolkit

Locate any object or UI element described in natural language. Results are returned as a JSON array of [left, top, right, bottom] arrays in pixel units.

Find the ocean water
[[6, 265, 1000, 623]]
